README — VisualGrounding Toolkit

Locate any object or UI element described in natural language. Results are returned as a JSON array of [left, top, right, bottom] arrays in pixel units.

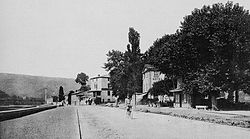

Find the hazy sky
[[0, 0, 249, 79]]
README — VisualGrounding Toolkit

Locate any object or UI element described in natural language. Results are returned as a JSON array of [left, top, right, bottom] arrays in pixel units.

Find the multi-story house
[[89, 75, 115, 104], [142, 64, 165, 97]]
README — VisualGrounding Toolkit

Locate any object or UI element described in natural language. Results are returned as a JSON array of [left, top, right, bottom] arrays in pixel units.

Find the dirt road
[[1, 105, 250, 139], [78, 105, 250, 139]]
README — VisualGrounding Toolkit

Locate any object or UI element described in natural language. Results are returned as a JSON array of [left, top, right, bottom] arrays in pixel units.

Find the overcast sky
[[0, 0, 249, 79]]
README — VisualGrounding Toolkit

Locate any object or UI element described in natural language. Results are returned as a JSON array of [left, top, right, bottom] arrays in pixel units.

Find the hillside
[[0, 73, 80, 99]]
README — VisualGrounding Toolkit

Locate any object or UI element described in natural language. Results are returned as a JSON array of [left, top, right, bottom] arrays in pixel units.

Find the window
[[107, 91, 110, 96], [97, 92, 101, 96], [153, 72, 159, 80], [108, 83, 111, 88], [94, 84, 98, 90], [154, 72, 158, 77], [172, 79, 177, 89]]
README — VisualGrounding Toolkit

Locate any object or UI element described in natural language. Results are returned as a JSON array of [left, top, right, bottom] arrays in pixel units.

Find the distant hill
[[0, 73, 80, 99]]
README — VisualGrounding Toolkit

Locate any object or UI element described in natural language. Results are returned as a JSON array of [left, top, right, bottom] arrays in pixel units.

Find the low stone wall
[[0, 105, 57, 122]]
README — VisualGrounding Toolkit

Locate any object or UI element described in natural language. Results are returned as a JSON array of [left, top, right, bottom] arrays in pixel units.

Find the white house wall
[[101, 78, 109, 89], [100, 90, 115, 102], [143, 70, 165, 94], [89, 76, 115, 103]]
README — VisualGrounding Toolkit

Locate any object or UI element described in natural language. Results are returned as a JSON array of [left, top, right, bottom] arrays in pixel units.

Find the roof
[[169, 89, 183, 93], [71, 91, 89, 96], [142, 64, 159, 74], [90, 75, 110, 80]]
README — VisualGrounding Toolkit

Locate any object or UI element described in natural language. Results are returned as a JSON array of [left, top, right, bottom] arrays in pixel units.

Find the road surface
[[1, 105, 250, 139], [0, 107, 79, 139]]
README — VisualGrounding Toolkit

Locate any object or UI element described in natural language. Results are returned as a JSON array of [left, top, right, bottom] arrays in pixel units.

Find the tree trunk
[[211, 95, 218, 110], [235, 90, 239, 103]]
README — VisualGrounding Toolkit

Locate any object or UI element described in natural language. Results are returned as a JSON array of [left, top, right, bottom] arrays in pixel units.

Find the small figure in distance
[[125, 95, 132, 119]]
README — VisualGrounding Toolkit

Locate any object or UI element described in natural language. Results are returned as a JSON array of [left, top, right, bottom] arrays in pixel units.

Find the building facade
[[142, 64, 192, 108], [89, 75, 115, 103], [142, 64, 165, 95], [169, 77, 192, 108]]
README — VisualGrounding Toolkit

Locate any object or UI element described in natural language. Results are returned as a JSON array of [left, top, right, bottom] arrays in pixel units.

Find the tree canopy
[[104, 27, 143, 98], [144, 1, 250, 95], [125, 27, 143, 95], [75, 72, 89, 86], [104, 50, 128, 97], [75, 72, 90, 92], [180, 2, 250, 94], [148, 79, 173, 96]]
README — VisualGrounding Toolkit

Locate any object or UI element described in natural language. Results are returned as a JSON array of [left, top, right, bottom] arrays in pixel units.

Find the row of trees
[[105, 2, 250, 99], [145, 2, 250, 98]]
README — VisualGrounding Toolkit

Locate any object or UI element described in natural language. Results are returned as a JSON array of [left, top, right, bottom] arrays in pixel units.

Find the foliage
[[67, 90, 74, 105], [75, 72, 90, 92], [144, 33, 188, 78], [58, 86, 65, 102], [75, 72, 89, 85], [144, 1, 250, 96], [79, 85, 91, 92], [125, 27, 143, 95], [104, 27, 143, 98], [148, 79, 173, 96], [52, 96, 58, 102], [180, 1, 250, 94], [104, 50, 127, 97]]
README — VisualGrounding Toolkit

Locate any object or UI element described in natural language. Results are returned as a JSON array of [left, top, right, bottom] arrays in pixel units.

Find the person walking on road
[[125, 95, 132, 119]]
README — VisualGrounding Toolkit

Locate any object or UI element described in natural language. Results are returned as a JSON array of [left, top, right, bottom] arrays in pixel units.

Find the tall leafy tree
[[58, 86, 64, 102], [75, 72, 90, 91], [180, 2, 250, 97], [68, 90, 74, 105], [75, 72, 89, 85], [125, 27, 143, 96], [104, 50, 128, 97], [144, 1, 250, 104], [144, 33, 187, 78], [104, 27, 143, 98]]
